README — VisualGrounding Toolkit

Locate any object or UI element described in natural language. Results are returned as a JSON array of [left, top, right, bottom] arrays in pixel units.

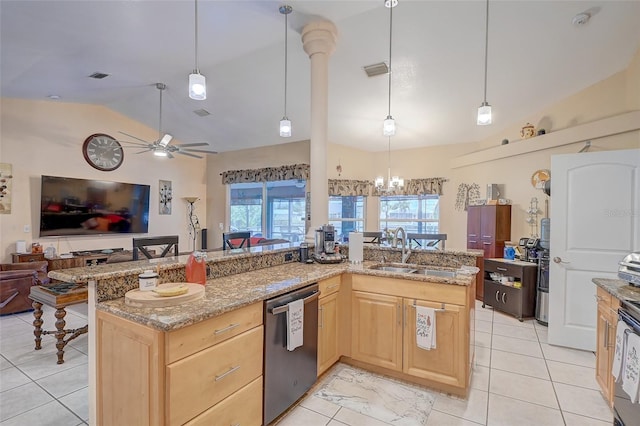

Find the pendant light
[[375, 136, 404, 191], [383, 0, 397, 136], [477, 0, 492, 125], [279, 5, 293, 137], [189, 0, 206, 100]]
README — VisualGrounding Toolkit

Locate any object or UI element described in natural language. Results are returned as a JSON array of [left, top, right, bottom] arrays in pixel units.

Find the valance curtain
[[328, 179, 371, 197], [221, 164, 310, 184]]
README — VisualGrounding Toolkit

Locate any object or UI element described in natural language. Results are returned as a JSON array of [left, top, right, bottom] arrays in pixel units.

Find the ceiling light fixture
[[279, 5, 293, 138], [188, 0, 206, 100], [477, 0, 492, 125], [383, 0, 397, 136], [154, 149, 168, 157], [375, 136, 404, 191]]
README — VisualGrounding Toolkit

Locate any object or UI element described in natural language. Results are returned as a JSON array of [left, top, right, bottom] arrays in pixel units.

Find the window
[[379, 194, 439, 234], [329, 196, 365, 241], [229, 180, 306, 242]]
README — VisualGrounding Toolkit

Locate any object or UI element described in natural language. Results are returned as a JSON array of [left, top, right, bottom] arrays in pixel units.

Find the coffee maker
[[313, 224, 342, 263]]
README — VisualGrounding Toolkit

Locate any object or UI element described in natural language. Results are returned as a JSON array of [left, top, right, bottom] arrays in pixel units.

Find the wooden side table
[[29, 283, 88, 364]]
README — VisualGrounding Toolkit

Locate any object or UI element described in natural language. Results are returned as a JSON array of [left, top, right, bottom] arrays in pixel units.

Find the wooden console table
[[12, 252, 112, 270], [29, 283, 88, 364]]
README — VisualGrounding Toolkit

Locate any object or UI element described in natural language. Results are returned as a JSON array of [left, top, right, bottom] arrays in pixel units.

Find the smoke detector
[[572, 12, 591, 26]]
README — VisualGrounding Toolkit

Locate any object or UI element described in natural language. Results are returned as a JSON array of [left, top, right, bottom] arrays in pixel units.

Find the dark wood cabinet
[[467, 205, 511, 258], [12, 252, 93, 271], [12, 253, 45, 263], [482, 259, 537, 321]]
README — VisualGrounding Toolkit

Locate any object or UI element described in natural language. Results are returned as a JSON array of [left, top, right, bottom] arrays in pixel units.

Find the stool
[[29, 283, 89, 364]]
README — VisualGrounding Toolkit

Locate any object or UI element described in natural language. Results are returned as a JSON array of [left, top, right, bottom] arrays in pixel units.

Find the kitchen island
[[50, 243, 479, 425]]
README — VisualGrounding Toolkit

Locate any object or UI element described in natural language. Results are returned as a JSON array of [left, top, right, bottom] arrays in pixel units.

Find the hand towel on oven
[[416, 306, 436, 350], [613, 320, 631, 382], [286, 298, 304, 351], [622, 332, 640, 403]]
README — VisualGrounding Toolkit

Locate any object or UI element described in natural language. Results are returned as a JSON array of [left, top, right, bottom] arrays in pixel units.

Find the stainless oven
[[614, 299, 640, 426]]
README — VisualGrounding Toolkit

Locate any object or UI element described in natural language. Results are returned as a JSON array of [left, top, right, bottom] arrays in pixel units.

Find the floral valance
[[371, 177, 447, 197], [222, 163, 310, 184], [328, 179, 372, 197]]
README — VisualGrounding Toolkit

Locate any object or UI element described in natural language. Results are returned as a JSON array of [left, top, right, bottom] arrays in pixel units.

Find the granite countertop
[[485, 258, 538, 267], [97, 261, 474, 331], [592, 278, 640, 302], [48, 242, 298, 283]]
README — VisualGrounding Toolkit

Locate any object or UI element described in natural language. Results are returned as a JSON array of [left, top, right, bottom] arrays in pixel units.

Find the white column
[[302, 21, 337, 241]]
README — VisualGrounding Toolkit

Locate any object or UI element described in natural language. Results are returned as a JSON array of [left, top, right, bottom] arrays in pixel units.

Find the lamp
[[183, 197, 200, 251], [189, 0, 206, 100], [382, 0, 397, 136], [279, 5, 293, 137], [477, 0, 492, 125]]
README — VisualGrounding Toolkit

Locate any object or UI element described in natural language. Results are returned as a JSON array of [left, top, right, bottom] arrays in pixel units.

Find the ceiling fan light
[[477, 102, 492, 125], [189, 72, 206, 100], [159, 134, 173, 147], [154, 149, 168, 157], [279, 118, 292, 137], [383, 116, 396, 136]]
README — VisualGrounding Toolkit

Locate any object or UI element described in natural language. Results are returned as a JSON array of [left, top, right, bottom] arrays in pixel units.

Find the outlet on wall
[[23, 225, 30, 233], [219, 223, 224, 230]]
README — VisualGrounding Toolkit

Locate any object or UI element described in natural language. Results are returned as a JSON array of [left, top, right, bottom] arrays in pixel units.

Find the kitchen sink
[[412, 269, 457, 278], [369, 265, 418, 274]]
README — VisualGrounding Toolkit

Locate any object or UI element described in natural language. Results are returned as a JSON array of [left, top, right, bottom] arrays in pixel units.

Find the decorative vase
[[521, 123, 535, 139]]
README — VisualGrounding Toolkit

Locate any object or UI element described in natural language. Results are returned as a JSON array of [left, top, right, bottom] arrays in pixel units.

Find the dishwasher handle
[[269, 290, 320, 315]]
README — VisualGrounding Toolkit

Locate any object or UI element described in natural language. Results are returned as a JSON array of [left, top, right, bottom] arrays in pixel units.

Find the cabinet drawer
[[484, 260, 521, 278], [167, 326, 263, 425], [596, 286, 613, 308], [166, 302, 262, 363], [319, 275, 341, 297], [12, 253, 45, 263], [184, 376, 263, 426]]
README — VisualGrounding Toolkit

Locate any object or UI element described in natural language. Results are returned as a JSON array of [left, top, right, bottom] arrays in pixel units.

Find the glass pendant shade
[[477, 102, 492, 125], [390, 176, 404, 188], [383, 116, 396, 136], [189, 72, 206, 100], [279, 118, 292, 137], [374, 176, 385, 189]]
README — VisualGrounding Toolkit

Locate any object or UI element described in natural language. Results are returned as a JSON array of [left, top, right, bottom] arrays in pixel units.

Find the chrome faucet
[[393, 227, 412, 264]]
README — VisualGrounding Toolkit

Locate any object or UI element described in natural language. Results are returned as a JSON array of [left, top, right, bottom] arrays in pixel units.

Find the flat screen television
[[39, 175, 150, 237]]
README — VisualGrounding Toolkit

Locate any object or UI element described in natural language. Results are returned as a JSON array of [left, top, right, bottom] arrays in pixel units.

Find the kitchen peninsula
[[49, 243, 480, 425]]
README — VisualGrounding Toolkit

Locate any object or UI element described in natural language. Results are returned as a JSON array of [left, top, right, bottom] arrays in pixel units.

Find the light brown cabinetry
[[466, 205, 511, 259], [595, 286, 619, 407], [318, 275, 342, 376], [12, 252, 92, 271], [350, 275, 472, 396], [97, 302, 263, 425]]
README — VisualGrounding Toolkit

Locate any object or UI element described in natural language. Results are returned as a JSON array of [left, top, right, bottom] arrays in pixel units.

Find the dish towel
[[622, 332, 640, 403], [286, 298, 304, 351], [613, 320, 631, 382], [416, 306, 437, 350]]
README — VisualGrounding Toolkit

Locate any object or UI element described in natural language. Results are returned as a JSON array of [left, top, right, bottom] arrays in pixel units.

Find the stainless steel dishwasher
[[264, 283, 319, 425]]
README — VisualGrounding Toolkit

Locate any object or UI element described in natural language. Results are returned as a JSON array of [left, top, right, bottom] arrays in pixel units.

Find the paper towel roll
[[349, 232, 363, 264]]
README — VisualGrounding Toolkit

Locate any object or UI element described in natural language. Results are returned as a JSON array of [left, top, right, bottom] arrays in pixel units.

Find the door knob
[[553, 256, 570, 264]]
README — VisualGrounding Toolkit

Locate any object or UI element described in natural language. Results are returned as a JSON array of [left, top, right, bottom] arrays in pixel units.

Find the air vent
[[88, 72, 110, 79], [193, 109, 210, 117], [363, 62, 389, 78]]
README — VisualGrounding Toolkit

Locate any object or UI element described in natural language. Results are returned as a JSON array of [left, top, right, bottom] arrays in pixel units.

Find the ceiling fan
[[118, 83, 217, 159]]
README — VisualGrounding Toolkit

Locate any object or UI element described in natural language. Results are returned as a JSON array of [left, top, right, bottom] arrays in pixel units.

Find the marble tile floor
[[0, 300, 613, 425], [274, 300, 613, 426], [0, 303, 88, 425]]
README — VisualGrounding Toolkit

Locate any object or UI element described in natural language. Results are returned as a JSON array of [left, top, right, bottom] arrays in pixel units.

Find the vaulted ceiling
[[2, 1, 639, 154]]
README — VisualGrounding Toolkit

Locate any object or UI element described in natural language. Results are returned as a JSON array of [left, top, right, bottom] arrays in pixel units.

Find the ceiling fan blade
[[135, 148, 154, 154], [175, 151, 203, 159], [174, 142, 209, 148], [183, 149, 218, 154], [118, 131, 151, 144], [121, 142, 151, 148]]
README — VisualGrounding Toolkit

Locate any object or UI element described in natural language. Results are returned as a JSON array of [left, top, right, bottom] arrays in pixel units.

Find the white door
[[549, 149, 640, 351]]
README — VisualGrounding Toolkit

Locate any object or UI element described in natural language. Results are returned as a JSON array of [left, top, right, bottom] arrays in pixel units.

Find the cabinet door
[[467, 206, 482, 249], [351, 291, 402, 371], [318, 292, 339, 376], [595, 301, 612, 403], [403, 299, 466, 388]]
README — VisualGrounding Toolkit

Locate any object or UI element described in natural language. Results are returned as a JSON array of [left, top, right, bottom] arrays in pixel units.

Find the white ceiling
[[2, 1, 639, 154]]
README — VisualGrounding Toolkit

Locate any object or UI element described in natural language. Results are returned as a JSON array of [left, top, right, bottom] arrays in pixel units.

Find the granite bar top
[[97, 261, 474, 332], [592, 278, 640, 302]]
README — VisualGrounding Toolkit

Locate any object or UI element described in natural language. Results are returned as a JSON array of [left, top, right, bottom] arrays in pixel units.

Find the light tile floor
[[0, 303, 88, 425], [0, 300, 613, 425], [275, 300, 614, 426]]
